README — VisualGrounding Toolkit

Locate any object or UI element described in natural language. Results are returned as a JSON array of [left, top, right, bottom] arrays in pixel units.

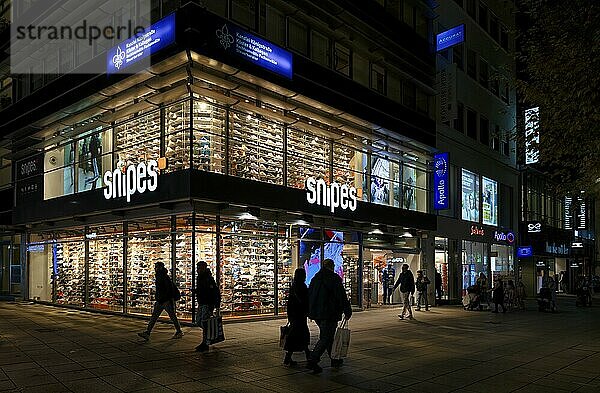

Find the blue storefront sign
[[216, 23, 293, 79], [433, 152, 449, 210], [107, 14, 176, 74], [436, 24, 465, 52], [517, 246, 533, 258]]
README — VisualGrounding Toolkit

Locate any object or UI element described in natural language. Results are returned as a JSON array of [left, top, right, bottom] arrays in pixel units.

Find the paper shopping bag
[[330, 319, 351, 359], [206, 310, 225, 345]]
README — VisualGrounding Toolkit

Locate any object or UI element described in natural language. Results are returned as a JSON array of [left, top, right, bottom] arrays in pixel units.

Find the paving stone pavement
[[0, 296, 599, 393]]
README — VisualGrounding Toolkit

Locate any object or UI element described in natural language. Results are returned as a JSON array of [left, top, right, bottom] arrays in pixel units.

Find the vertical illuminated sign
[[524, 107, 540, 164], [433, 153, 449, 210], [482, 177, 497, 225], [564, 196, 572, 229]]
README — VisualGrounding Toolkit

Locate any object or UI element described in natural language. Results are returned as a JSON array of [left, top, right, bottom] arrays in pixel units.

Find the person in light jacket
[[306, 259, 352, 374], [393, 264, 415, 320]]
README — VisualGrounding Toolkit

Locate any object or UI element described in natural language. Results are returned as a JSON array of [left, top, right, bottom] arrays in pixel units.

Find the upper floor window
[[311, 31, 330, 67], [288, 18, 308, 56], [231, 0, 256, 30], [479, 59, 489, 88], [466, 0, 477, 19], [371, 64, 386, 95], [454, 102, 465, 133], [453, 44, 464, 70], [466, 108, 477, 139], [467, 49, 477, 79], [478, 2, 488, 31], [264, 4, 285, 46], [334, 43, 351, 76]]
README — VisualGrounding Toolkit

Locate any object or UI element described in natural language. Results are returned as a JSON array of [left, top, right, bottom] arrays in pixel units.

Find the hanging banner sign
[[216, 23, 293, 79], [433, 152, 449, 210], [107, 13, 176, 74], [436, 24, 465, 52]]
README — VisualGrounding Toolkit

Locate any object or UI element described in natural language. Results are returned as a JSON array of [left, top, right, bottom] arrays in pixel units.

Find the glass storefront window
[[54, 238, 86, 307], [277, 228, 293, 314], [402, 163, 428, 212], [127, 225, 171, 316], [44, 142, 75, 200], [115, 110, 161, 170], [370, 155, 391, 206], [192, 98, 226, 174], [491, 244, 513, 283], [462, 240, 487, 295], [229, 110, 284, 185], [165, 100, 191, 173], [435, 237, 449, 300], [88, 227, 124, 312], [287, 126, 330, 189], [76, 129, 108, 192], [333, 143, 367, 200]]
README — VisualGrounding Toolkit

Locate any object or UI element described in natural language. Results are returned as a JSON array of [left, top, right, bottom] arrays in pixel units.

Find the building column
[[421, 233, 435, 307]]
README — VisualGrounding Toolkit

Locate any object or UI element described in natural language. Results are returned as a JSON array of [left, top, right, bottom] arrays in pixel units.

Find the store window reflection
[[462, 240, 487, 295], [435, 237, 449, 300]]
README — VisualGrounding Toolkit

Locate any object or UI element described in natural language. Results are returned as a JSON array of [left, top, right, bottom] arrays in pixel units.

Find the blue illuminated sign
[[436, 24, 465, 52], [433, 152, 449, 210], [107, 14, 176, 74], [216, 24, 293, 79], [517, 246, 533, 258]]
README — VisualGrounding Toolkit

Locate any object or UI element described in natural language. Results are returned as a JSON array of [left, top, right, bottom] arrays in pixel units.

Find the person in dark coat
[[138, 262, 183, 340], [306, 259, 352, 374], [393, 264, 415, 320], [435, 269, 442, 304], [492, 279, 506, 313], [283, 268, 310, 366], [193, 261, 220, 352]]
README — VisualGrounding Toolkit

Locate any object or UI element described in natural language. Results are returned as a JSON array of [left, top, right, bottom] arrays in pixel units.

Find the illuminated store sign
[[107, 14, 176, 74], [433, 153, 449, 210], [103, 160, 158, 202], [216, 23, 293, 79], [470, 225, 485, 236], [436, 24, 465, 52], [545, 242, 569, 255], [564, 196, 572, 229], [482, 177, 497, 226], [524, 107, 540, 164], [571, 242, 583, 248], [494, 231, 515, 244], [517, 246, 533, 258], [305, 177, 357, 213], [527, 222, 542, 233], [462, 169, 479, 222]]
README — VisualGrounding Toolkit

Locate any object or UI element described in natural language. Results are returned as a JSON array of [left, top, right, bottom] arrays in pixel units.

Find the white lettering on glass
[[103, 160, 158, 202], [305, 177, 357, 213]]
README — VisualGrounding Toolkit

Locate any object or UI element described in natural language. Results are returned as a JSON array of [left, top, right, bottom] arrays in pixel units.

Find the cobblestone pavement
[[0, 296, 599, 393]]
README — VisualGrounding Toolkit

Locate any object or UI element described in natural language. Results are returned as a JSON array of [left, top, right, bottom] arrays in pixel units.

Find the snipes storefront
[[14, 10, 436, 321]]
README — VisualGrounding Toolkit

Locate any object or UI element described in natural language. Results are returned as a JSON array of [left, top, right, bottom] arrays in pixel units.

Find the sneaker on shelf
[[172, 331, 184, 339], [137, 331, 150, 341]]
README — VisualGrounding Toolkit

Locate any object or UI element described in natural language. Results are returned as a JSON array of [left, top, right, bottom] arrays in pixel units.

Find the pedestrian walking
[[476, 272, 489, 308], [516, 279, 526, 310], [138, 262, 184, 340], [306, 259, 352, 374], [393, 264, 415, 320], [435, 269, 442, 305], [193, 261, 220, 352], [548, 276, 558, 310], [505, 279, 516, 311], [283, 268, 311, 366], [491, 279, 506, 313], [415, 270, 430, 311]]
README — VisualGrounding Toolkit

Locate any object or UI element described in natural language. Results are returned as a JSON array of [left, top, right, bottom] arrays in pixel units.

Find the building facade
[[1, 0, 439, 319], [433, 0, 519, 302]]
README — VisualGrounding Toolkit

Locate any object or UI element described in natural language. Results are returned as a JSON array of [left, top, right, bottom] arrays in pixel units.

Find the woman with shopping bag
[[283, 268, 311, 366], [193, 261, 221, 352]]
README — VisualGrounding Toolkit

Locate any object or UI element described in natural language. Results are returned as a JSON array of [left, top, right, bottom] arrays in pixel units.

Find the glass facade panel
[[462, 240, 487, 295], [435, 237, 449, 300], [116, 110, 161, 169], [491, 244, 513, 283], [165, 100, 191, 173], [192, 99, 227, 173], [54, 238, 86, 307], [333, 143, 367, 199], [88, 230, 124, 312], [287, 127, 330, 188]]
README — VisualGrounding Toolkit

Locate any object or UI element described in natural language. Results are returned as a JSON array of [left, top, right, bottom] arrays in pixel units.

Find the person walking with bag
[[415, 270, 430, 311], [306, 259, 352, 374], [491, 279, 506, 313], [138, 262, 184, 340], [393, 264, 415, 320], [193, 261, 220, 352], [283, 268, 311, 366]]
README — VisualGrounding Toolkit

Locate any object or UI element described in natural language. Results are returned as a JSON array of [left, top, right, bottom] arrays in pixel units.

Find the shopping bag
[[279, 323, 290, 349], [206, 310, 225, 345], [330, 319, 351, 360]]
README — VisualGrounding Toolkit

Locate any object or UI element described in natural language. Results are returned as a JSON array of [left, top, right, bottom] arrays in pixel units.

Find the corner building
[[3, 1, 438, 320]]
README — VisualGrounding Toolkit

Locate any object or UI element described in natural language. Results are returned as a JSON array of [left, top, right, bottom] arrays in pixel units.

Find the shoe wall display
[[277, 237, 292, 313], [54, 240, 86, 307], [88, 236, 124, 312], [229, 110, 284, 185], [287, 128, 330, 189], [127, 231, 171, 315], [115, 110, 161, 169], [193, 100, 226, 174], [220, 229, 277, 316], [165, 101, 191, 173]]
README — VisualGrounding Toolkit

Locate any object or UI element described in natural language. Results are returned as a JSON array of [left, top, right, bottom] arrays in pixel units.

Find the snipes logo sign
[[305, 177, 357, 213], [103, 160, 160, 202]]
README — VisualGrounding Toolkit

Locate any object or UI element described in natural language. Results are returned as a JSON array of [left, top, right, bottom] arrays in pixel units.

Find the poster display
[[461, 169, 479, 222], [371, 157, 390, 205], [403, 165, 417, 210], [482, 177, 497, 225]]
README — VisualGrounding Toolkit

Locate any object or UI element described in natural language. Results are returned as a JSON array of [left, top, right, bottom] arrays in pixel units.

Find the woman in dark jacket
[[492, 279, 506, 313], [194, 261, 220, 352], [283, 268, 311, 366]]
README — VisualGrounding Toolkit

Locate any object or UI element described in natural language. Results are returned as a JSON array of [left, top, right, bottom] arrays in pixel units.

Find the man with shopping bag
[[306, 258, 352, 374]]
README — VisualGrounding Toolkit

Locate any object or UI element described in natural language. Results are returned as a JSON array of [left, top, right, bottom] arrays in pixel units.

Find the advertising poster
[[77, 134, 103, 192], [461, 169, 479, 222], [482, 177, 497, 225], [301, 229, 345, 286], [324, 230, 344, 280], [402, 165, 417, 210], [370, 156, 390, 205]]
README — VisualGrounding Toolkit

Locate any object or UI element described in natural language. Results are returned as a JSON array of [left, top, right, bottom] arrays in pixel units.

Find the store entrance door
[[365, 248, 421, 305]]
